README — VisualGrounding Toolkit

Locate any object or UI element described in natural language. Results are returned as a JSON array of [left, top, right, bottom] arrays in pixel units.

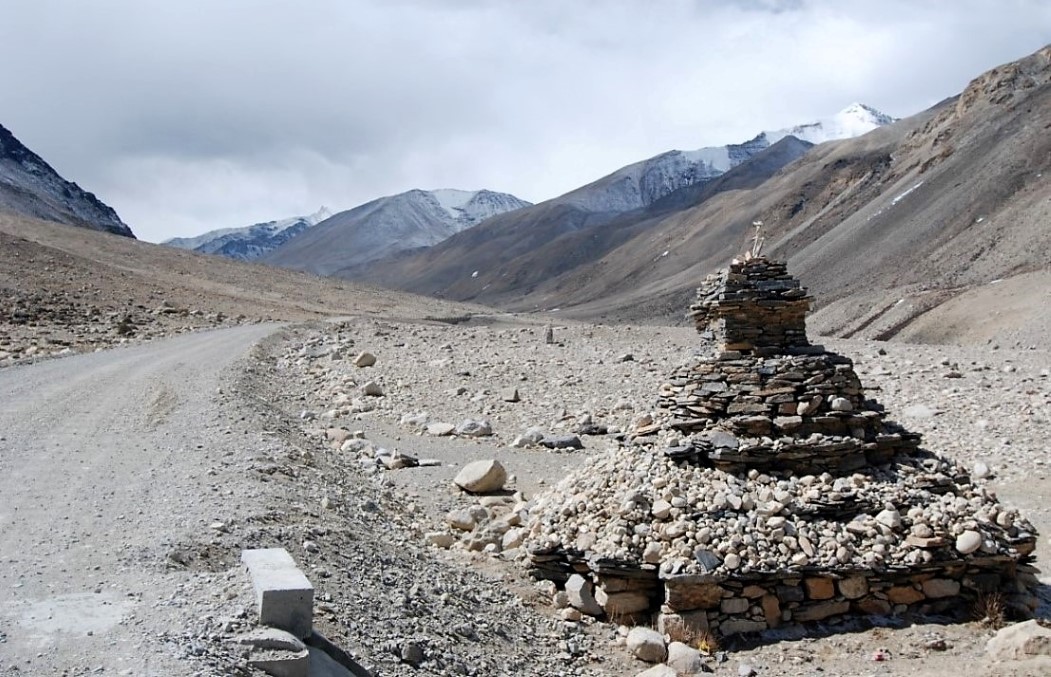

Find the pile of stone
[[525, 256, 1039, 639]]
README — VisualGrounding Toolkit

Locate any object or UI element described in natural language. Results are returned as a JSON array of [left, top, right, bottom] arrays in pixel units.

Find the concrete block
[[242, 548, 314, 639]]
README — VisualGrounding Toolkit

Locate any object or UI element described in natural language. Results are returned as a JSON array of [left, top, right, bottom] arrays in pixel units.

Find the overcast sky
[[2, 1, 1050, 242]]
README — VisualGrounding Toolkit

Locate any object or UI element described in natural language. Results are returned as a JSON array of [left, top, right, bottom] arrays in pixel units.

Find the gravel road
[[0, 324, 279, 676]]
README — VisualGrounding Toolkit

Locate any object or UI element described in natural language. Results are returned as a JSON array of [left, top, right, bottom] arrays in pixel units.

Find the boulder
[[986, 619, 1051, 661], [626, 626, 667, 663], [453, 460, 507, 494], [565, 574, 603, 617], [666, 641, 706, 674], [636, 666, 677, 677]]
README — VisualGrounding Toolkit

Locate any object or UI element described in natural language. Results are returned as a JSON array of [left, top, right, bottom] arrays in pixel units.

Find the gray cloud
[[2, 0, 1049, 241]]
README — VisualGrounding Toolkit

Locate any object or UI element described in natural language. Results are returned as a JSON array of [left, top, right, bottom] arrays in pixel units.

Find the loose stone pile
[[525, 256, 1040, 639]]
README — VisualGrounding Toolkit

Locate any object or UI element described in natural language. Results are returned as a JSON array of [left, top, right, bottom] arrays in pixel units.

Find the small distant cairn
[[525, 248, 1039, 639]]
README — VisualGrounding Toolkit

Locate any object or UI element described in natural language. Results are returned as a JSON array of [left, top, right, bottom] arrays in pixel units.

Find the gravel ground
[[260, 317, 1051, 677], [1, 312, 1048, 677]]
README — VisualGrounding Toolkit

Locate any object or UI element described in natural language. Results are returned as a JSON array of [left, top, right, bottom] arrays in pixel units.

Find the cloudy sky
[[2, 1, 1050, 242]]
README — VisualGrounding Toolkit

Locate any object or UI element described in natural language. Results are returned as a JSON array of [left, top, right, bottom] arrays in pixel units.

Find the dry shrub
[[974, 591, 1006, 629]]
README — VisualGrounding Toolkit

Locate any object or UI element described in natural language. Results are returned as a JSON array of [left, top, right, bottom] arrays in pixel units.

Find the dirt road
[[0, 324, 279, 675]]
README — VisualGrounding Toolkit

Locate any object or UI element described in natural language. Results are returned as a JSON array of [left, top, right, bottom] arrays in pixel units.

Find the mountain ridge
[[261, 188, 531, 276], [337, 103, 894, 300], [165, 206, 333, 260], [0, 123, 133, 237]]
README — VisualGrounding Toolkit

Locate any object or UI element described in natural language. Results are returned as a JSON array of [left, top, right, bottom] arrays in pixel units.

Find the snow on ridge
[[766, 103, 898, 145], [679, 146, 732, 173], [429, 188, 479, 218], [165, 206, 330, 250]]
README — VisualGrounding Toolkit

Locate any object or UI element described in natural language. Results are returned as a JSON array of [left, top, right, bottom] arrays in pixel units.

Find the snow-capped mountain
[[263, 189, 531, 276], [767, 103, 898, 145], [164, 206, 333, 260], [560, 104, 896, 213], [430, 188, 532, 227], [0, 123, 133, 237]]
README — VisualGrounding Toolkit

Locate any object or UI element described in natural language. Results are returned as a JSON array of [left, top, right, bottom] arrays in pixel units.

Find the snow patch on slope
[[430, 189, 478, 219]]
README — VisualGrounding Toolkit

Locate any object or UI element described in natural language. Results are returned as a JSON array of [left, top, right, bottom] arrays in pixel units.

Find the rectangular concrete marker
[[242, 548, 314, 639]]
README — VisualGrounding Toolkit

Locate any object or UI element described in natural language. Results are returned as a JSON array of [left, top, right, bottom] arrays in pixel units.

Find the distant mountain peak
[[559, 103, 896, 214], [767, 103, 898, 145], [164, 206, 334, 260], [261, 187, 532, 276]]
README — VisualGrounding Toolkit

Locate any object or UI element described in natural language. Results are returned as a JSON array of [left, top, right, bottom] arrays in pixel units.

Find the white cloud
[[1, 0, 1049, 241]]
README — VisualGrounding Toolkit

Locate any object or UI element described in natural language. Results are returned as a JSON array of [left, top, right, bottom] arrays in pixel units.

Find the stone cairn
[[525, 256, 1039, 640]]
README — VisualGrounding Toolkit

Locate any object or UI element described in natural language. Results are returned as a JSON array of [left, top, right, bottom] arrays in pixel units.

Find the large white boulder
[[453, 460, 507, 494]]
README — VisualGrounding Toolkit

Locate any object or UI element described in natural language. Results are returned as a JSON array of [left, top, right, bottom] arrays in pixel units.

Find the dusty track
[[0, 324, 278, 675]]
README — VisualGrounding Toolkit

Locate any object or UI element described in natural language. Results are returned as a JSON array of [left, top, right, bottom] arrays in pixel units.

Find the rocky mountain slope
[[343, 105, 892, 303], [263, 188, 531, 276], [0, 210, 485, 367], [347, 136, 816, 299], [520, 45, 1051, 348], [559, 103, 894, 214], [164, 206, 332, 260], [351, 46, 1051, 349], [0, 123, 134, 237]]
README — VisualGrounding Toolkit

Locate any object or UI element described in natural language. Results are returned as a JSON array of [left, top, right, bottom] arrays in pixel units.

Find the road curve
[[0, 324, 279, 675]]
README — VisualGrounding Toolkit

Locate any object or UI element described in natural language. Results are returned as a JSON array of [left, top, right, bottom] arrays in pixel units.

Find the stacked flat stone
[[688, 258, 812, 357], [525, 255, 1040, 637]]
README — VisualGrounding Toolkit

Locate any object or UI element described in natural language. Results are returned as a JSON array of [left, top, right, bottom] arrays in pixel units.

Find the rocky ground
[[246, 316, 1050, 676], [3, 213, 1049, 676]]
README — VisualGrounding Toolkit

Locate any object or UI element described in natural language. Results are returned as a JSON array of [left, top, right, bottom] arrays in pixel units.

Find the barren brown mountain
[[348, 45, 1051, 350]]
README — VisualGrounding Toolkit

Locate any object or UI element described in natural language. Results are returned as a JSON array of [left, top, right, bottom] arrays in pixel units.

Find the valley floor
[[1, 316, 1048, 676]]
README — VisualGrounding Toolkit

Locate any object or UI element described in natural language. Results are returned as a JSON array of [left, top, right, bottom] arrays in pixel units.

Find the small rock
[[738, 663, 758, 677], [512, 427, 546, 448], [560, 607, 582, 622], [540, 434, 584, 450], [956, 530, 982, 555], [353, 352, 376, 367], [651, 500, 672, 520], [829, 397, 853, 412], [425, 532, 456, 548], [401, 641, 425, 667], [501, 388, 520, 403], [973, 461, 991, 479], [642, 541, 663, 564], [426, 422, 456, 436], [455, 419, 493, 437], [445, 509, 477, 531], [876, 508, 903, 530], [232, 627, 306, 652], [362, 381, 384, 397]]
